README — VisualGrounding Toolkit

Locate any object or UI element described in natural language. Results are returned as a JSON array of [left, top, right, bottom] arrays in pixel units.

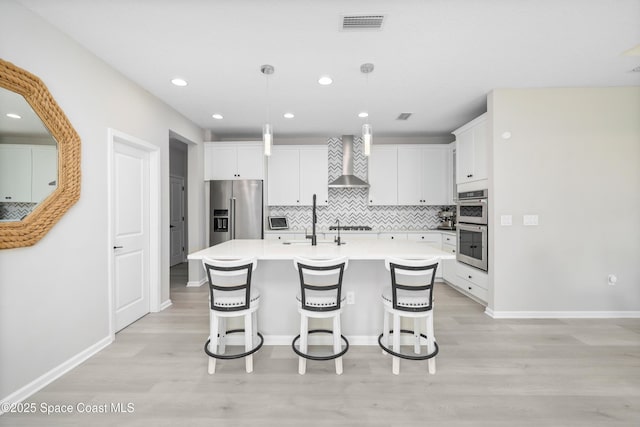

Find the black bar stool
[[378, 257, 439, 375], [202, 257, 263, 374], [292, 256, 349, 375]]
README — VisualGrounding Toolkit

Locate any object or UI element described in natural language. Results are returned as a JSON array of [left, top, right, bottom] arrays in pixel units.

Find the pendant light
[[361, 63, 374, 157], [261, 64, 274, 156]]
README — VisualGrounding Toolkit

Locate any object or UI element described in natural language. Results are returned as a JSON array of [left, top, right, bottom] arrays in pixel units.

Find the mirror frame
[[0, 59, 81, 249]]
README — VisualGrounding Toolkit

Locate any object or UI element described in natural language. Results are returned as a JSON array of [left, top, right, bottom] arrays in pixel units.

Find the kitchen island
[[188, 239, 455, 344]]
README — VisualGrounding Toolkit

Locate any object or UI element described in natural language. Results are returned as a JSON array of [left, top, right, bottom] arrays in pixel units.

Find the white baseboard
[[0, 335, 113, 412], [187, 278, 206, 287], [486, 308, 640, 319], [159, 299, 172, 311]]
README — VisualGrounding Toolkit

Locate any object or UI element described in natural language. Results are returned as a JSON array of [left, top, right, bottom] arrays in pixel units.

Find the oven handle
[[457, 223, 488, 232], [457, 198, 487, 205]]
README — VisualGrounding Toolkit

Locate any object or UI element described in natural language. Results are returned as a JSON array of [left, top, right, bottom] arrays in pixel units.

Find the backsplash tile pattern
[[267, 136, 452, 231], [0, 202, 37, 221]]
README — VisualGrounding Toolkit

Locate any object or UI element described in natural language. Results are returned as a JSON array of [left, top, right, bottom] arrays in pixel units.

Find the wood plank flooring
[[1, 263, 639, 426]]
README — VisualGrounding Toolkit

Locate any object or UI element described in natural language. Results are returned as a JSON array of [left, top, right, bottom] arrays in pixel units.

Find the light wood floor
[[2, 263, 639, 426]]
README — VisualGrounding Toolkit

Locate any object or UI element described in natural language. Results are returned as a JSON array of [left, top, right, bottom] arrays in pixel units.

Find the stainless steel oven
[[456, 189, 488, 225], [457, 223, 488, 271], [456, 189, 488, 271]]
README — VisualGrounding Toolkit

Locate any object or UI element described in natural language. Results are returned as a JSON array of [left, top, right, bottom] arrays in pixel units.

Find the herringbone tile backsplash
[[267, 137, 453, 231]]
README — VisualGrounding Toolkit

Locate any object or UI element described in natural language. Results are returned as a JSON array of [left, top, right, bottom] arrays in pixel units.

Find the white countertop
[[265, 228, 456, 235], [188, 238, 456, 261]]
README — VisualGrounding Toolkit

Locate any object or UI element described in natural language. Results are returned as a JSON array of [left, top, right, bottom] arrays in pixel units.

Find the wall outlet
[[608, 274, 617, 286], [500, 215, 512, 226], [346, 291, 355, 305], [523, 214, 539, 226]]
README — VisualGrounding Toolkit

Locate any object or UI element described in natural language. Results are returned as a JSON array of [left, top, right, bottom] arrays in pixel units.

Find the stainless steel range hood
[[328, 135, 370, 188]]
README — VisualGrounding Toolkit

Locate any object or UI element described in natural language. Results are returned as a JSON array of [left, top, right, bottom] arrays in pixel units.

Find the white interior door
[[113, 141, 150, 331], [170, 176, 185, 266]]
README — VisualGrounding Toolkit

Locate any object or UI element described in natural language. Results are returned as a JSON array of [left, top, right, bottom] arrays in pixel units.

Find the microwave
[[456, 189, 488, 225]]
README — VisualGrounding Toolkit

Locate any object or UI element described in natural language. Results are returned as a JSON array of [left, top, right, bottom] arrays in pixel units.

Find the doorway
[[108, 129, 161, 335], [169, 139, 188, 266]]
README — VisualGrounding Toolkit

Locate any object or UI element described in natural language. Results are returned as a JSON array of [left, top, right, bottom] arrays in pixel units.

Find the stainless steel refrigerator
[[209, 180, 263, 246]]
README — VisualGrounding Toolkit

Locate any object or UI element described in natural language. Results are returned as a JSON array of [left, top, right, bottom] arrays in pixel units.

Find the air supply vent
[[342, 15, 385, 30], [396, 112, 413, 121]]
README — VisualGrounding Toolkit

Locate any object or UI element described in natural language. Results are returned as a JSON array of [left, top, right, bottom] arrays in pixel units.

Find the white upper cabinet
[[453, 113, 488, 185], [397, 145, 450, 205], [31, 146, 58, 203], [267, 145, 328, 206], [204, 142, 264, 180], [0, 145, 32, 202], [368, 145, 398, 205]]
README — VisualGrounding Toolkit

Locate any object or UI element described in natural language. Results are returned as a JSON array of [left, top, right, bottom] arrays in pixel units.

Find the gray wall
[[488, 87, 640, 313], [0, 1, 205, 399]]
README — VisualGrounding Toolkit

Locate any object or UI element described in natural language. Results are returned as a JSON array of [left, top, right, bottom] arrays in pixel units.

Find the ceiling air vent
[[341, 15, 385, 30], [396, 112, 413, 121]]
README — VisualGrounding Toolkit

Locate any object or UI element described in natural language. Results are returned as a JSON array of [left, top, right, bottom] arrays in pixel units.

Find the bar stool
[[291, 256, 349, 375], [378, 257, 439, 375], [202, 257, 264, 374]]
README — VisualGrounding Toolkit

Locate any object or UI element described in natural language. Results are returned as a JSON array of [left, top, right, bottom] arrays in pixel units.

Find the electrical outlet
[[500, 215, 512, 226], [523, 215, 539, 226], [346, 291, 355, 305]]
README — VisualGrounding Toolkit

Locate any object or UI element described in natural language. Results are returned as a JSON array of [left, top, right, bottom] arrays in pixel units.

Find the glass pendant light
[[360, 63, 374, 157], [261, 64, 275, 156]]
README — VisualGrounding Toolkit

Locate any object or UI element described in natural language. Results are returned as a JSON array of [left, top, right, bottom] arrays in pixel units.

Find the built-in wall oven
[[456, 189, 488, 272]]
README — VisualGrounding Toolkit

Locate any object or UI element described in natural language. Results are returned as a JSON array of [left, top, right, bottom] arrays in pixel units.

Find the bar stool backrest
[[384, 257, 439, 312], [293, 256, 349, 312], [202, 257, 258, 312]]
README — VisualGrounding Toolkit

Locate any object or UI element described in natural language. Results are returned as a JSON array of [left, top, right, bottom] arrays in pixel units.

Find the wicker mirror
[[0, 59, 81, 249]]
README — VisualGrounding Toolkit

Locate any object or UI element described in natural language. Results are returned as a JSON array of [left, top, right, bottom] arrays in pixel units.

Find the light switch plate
[[523, 215, 539, 226], [500, 215, 513, 226]]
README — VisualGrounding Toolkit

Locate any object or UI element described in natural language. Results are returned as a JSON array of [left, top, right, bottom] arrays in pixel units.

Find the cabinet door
[[267, 147, 300, 205], [397, 146, 423, 205], [421, 147, 448, 205], [207, 145, 237, 180], [471, 119, 488, 182], [0, 146, 32, 202], [299, 146, 328, 206], [31, 146, 58, 203], [455, 128, 474, 185], [236, 145, 264, 179], [368, 145, 398, 205]]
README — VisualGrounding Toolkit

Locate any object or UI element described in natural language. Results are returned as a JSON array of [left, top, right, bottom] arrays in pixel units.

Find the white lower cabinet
[[443, 261, 488, 303], [264, 232, 306, 241], [378, 233, 408, 240]]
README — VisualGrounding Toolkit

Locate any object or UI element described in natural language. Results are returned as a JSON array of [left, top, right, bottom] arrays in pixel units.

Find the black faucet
[[307, 193, 317, 246], [334, 219, 342, 246]]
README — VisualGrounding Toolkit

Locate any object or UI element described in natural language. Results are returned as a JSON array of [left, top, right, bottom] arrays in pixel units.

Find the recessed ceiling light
[[6, 113, 21, 119], [318, 76, 333, 85], [212, 113, 223, 120], [283, 112, 295, 119], [171, 78, 188, 87], [358, 112, 368, 118]]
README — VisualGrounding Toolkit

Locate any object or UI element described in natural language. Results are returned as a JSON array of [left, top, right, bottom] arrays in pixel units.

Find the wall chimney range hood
[[328, 135, 369, 188]]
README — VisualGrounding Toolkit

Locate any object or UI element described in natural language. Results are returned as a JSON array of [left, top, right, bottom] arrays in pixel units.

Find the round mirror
[[0, 59, 81, 249], [0, 87, 58, 221]]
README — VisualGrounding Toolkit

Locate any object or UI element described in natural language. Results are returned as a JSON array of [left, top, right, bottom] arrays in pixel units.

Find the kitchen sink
[[282, 239, 345, 245]]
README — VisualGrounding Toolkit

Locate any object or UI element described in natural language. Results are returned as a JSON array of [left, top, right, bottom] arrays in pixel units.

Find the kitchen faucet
[[334, 219, 342, 246], [306, 193, 317, 246]]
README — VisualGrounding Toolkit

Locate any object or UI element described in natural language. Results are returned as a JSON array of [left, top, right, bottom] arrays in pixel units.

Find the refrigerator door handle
[[230, 197, 236, 239]]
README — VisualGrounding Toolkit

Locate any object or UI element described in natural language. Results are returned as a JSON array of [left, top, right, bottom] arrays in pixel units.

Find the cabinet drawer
[[456, 262, 488, 289], [378, 233, 408, 240], [442, 243, 456, 255], [442, 233, 456, 245], [458, 280, 488, 302], [407, 233, 441, 245], [264, 233, 305, 241]]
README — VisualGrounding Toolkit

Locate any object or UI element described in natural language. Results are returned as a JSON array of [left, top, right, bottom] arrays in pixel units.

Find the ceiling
[[17, 0, 640, 140]]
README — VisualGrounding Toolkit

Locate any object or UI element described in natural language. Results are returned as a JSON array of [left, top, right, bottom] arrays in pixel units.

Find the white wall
[[488, 87, 640, 314], [0, 1, 205, 399]]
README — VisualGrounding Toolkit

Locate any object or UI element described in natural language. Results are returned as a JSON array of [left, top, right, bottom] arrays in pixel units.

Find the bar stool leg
[[414, 318, 421, 354], [382, 309, 389, 355], [333, 315, 343, 375], [427, 314, 436, 374], [218, 318, 227, 354], [244, 312, 254, 373], [208, 313, 219, 375], [392, 313, 401, 375], [298, 314, 308, 375]]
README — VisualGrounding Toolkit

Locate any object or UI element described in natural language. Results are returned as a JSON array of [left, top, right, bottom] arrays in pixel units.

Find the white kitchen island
[[188, 238, 455, 344]]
